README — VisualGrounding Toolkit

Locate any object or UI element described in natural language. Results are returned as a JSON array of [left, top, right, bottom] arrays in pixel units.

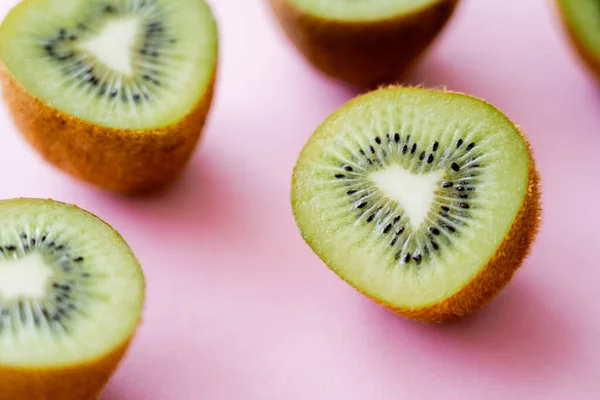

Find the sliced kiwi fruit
[[0, 0, 218, 194], [267, 0, 460, 89], [555, 0, 600, 82], [291, 87, 541, 323], [0, 198, 145, 400]]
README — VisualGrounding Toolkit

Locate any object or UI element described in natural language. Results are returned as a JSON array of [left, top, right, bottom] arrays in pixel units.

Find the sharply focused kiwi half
[[267, 0, 459, 89], [0, 0, 218, 194], [0, 198, 145, 400], [291, 87, 541, 323], [555, 0, 600, 82]]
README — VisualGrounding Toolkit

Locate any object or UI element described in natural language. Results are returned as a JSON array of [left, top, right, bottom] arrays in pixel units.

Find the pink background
[[1, 0, 599, 398]]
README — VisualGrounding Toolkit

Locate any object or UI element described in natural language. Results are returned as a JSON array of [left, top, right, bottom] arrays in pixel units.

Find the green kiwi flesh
[[291, 87, 535, 315], [556, 0, 600, 78], [0, 0, 217, 130], [0, 198, 145, 366], [287, 0, 446, 21]]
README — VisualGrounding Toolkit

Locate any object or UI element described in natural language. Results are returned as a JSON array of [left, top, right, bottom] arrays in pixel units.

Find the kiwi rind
[[555, 0, 600, 83], [291, 86, 542, 323], [0, 1, 219, 195], [0, 198, 145, 400], [267, 0, 460, 89]]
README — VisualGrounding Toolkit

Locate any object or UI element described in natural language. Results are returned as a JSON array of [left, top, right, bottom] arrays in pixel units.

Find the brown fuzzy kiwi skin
[[267, 0, 459, 90], [0, 197, 145, 400], [373, 130, 541, 323], [553, 1, 600, 84], [0, 62, 217, 195], [0, 338, 132, 400], [292, 86, 542, 324], [358, 126, 541, 324]]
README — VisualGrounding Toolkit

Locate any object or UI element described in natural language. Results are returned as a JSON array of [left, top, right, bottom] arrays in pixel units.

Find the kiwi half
[[267, 0, 459, 89], [555, 0, 600, 82], [0, 0, 218, 194], [291, 87, 541, 323], [0, 198, 145, 400]]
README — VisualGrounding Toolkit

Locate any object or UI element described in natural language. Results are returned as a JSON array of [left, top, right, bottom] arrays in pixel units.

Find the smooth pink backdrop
[[1, 0, 599, 398]]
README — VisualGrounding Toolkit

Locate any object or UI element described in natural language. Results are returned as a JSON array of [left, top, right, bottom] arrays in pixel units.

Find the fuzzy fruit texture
[[0, 339, 132, 400], [291, 86, 542, 324], [267, 0, 460, 89], [0, 66, 217, 195], [376, 129, 541, 323], [554, 0, 600, 83], [0, 197, 145, 400]]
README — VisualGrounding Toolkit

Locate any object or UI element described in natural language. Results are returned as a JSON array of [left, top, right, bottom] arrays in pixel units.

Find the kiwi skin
[[291, 87, 542, 323], [0, 339, 132, 400], [373, 128, 541, 323], [0, 198, 145, 400], [554, 1, 600, 84], [267, 0, 459, 89], [0, 61, 217, 195]]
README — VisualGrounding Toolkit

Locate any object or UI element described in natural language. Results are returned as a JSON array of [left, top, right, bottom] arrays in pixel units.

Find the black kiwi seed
[[73, 256, 84, 263], [343, 165, 353, 172], [456, 186, 465, 192], [429, 227, 440, 235], [347, 190, 357, 195], [459, 203, 470, 209], [411, 143, 417, 154], [5, 245, 15, 251], [390, 238, 398, 246], [451, 163, 460, 171], [433, 141, 439, 151], [442, 181, 453, 188], [393, 216, 401, 224], [383, 224, 392, 234], [403, 253, 411, 263], [369, 145, 375, 154], [374, 136, 381, 145], [466, 142, 475, 151], [427, 154, 434, 164], [367, 214, 375, 223], [56, 245, 65, 251], [457, 139, 463, 148], [459, 194, 469, 199], [431, 241, 439, 250], [394, 133, 400, 142], [402, 145, 408, 154], [395, 226, 405, 235], [441, 206, 450, 212], [413, 254, 422, 265], [356, 202, 367, 209], [335, 174, 345, 179], [133, 93, 141, 102], [445, 225, 456, 233], [21, 233, 27, 239], [419, 151, 425, 161]]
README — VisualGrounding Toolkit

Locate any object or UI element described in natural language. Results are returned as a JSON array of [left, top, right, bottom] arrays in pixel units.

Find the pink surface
[[1, 0, 599, 398]]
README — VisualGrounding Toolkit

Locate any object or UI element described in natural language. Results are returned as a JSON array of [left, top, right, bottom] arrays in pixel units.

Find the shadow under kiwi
[[360, 275, 579, 383]]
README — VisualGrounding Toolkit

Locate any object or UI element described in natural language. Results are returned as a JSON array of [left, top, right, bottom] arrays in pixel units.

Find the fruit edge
[[291, 87, 543, 324], [0, 60, 218, 195], [0, 197, 145, 400], [553, 0, 600, 84], [0, 338, 133, 400], [267, 0, 460, 89], [372, 127, 541, 323]]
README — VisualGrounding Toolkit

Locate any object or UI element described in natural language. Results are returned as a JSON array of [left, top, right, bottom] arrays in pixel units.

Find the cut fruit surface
[[0, 198, 144, 366], [556, 0, 600, 81], [0, 198, 145, 400], [0, 0, 218, 194], [267, 0, 459, 89], [287, 0, 445, 21], [291, 87, 541, 322], [0, 0, 217, 130]]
